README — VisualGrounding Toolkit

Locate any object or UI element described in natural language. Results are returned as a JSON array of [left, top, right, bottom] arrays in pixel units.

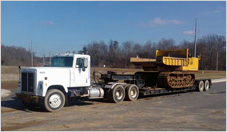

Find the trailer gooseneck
[[16, 49, 212, 112]]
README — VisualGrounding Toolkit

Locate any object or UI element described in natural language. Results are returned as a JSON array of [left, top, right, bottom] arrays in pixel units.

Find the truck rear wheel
[[198, 81, 204, 92], [204, 80, 210, 91], [108, 85, 125, 103], [125, 84, 139, 101], [44, 89, 65, 112]]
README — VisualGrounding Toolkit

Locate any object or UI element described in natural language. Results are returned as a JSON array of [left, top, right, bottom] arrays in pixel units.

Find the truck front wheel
[[44, 89, 65, 112]]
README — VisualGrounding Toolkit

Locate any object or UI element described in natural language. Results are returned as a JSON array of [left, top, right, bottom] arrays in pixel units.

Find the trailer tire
[[198, 80, 204, 92], [204, 80, 210, 91], [44, 89, 65, 112], [108, 85, 125, 103], [125, 84, 139, 101]]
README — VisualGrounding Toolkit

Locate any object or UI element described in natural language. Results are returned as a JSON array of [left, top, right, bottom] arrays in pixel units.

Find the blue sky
[[2, 1, 226, 56]]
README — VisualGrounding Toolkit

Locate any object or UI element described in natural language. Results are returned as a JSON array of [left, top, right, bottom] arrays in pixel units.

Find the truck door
[[73, 57, 90, 87]]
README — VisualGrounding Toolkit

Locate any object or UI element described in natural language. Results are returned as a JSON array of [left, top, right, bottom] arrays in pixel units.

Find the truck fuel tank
[[88, 86, 104, 99]]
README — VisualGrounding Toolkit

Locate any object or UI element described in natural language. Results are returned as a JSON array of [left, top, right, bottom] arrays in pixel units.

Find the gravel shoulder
[[1, 89, 12, 98]]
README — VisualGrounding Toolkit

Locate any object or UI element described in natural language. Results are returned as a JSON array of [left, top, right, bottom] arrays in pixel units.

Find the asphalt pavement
[[1, 82, 226, 131]]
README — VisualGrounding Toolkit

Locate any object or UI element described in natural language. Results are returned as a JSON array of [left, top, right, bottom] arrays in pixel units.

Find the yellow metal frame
[[182, 57, 199, 71], [130, 48, 200, 71], [156, 49, 199, 71], [156, 49, 189, 59], [162, 57, 188, 66]]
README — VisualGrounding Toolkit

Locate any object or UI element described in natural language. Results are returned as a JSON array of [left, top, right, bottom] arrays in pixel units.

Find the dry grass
[[195, 70, 226, 79], [1, 66, 20, 74], [1, 81, 18, 89], [1, 66, 226, 89]]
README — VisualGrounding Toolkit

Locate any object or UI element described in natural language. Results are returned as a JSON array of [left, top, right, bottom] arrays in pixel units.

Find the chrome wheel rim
[[116, 90, 123, 100], [130, 88, 137, 98], [49, 94, 62, 108], [205, 81, 209, 90], [199, 82, 204, 91]]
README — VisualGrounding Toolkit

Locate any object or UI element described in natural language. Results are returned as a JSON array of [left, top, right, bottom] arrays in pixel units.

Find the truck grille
[[22, 72, 35, 92]]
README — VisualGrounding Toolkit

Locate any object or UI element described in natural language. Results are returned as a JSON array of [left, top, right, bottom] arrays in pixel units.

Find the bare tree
[[157, 38, 176, 50], [197, 34, 226, 70]]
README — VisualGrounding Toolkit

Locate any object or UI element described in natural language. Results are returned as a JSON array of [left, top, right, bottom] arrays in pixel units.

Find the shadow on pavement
[[66, 97, 113, 107], [1, 96, 104, 112], [139, 90, 198, 99], [1, 89, 199, 112], [1, 97, 45, 112]]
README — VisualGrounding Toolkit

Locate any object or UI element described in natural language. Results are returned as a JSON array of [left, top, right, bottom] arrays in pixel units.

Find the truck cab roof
[[54, 54, 90, 58]]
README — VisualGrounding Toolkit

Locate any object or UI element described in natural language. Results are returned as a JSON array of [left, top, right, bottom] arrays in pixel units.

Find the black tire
[[125, 84, 139, 101], [204, 80, 210, 91], [197, 81, 204, 92], [44, 89, 65, 112], [108, 85, 125, 103]]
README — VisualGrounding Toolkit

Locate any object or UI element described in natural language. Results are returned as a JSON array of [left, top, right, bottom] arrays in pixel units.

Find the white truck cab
[[16, 53, 104, 111]]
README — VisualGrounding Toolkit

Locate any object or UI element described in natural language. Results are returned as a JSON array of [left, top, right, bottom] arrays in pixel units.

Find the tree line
[[79, 34, 226, 70], [1, 45, 43, 66], [1, 34, 226, 70]]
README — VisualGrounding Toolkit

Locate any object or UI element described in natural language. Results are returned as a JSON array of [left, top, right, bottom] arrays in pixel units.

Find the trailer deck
[[99, 71, 211, 97], [139, 79, 211, 96]]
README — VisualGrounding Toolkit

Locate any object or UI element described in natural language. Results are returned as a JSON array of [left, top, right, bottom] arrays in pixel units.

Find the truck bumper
[[16, 93, 44, 105]]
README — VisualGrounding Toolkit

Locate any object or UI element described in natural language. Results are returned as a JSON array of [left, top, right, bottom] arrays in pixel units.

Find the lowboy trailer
[[99, 71, 211, 96]]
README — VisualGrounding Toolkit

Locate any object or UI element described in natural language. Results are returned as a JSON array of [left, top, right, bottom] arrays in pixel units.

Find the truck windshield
[[51, 57, 73, 67]]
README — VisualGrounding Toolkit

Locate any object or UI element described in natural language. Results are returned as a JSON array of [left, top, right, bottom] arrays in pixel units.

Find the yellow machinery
[[130, 49, 200, 89]]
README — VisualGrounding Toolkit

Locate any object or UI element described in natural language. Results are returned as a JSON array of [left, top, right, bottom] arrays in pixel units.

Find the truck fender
[[104, 82, 127, 89], [46, 85, 67, 95]]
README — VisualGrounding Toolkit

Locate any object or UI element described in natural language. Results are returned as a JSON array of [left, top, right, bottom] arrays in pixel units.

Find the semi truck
[[16, 49, 211, 112]]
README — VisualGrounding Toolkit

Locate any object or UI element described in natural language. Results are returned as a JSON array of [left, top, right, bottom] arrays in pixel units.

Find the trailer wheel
[[198, 81, 204, 92], [204, 80, 210, 91], [44, 89, 65, 112], [125, 84, 139, 101], [108, 85, 125, 103]]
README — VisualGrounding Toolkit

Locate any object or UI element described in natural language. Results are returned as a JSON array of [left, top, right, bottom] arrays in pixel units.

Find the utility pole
[[43, 53, 45, 66], [49, 51, 51, 65], [194, 18, 197, 57], [31, 40, 33, 67], [216, 51, 218, 71]]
